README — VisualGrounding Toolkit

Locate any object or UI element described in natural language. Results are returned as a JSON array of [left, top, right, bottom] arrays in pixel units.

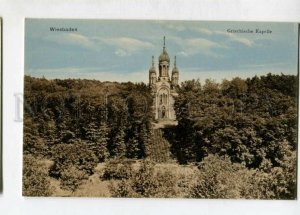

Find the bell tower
[[149, 56, 157, 86], [171, 56, 179, 86]]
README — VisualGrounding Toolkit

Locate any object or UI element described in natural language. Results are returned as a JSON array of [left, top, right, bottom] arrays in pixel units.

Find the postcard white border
[[0, 0, 299, 215]]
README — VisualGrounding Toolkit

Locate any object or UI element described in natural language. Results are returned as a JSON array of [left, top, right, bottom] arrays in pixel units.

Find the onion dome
[[159, 36, 170, 63], [172, 56, 179, 74], [149, 56, 156, 73]]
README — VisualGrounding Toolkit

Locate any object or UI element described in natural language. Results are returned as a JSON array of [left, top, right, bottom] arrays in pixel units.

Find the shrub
[[152, 169, 178, 197], [102, 159, 134, 180], [130, 160, 158, 197], [109, 160, 179, 198], [189, 155, 245, 199], [243, 161, 296, 199], [23, 155, 53, 196], [60, 165, 88, 192], [23, 133, 47, 156], [175, 166, 198, 197], [189, 154, 297, 199], [109, 179, 136, 197], [50, 141, 98, 178]]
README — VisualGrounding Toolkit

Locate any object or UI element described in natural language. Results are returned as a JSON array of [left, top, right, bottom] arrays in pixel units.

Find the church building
[[149, 37, 179, 124]]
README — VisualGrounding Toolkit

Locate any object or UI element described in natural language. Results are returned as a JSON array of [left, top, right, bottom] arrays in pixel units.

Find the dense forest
[[23, 73, 298, 199]]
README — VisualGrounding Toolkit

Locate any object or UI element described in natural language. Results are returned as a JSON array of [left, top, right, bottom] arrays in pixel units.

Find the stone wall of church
[[153, 81, 176, 121]]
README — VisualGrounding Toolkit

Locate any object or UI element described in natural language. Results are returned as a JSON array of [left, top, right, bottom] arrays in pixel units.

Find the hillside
[[23, 73, 298, 199]]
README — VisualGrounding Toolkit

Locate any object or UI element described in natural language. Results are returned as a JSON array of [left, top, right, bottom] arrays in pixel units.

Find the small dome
[[149, 66, 156, 74], [149, 55, 156, 74], [172, 67, 179, 74], [172, 56, 179, 74]]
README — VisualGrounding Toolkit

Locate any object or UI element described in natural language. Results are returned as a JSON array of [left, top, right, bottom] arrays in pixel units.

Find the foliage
[[49, 141, 98, 178], [109, 126, 127, 158], [109, 179, 136, 197], [85, 122, 109, 162], [102, 159, 134, 180], [173, 74, 297, 170], [23, 155, 53, 196], [109, 161, 179, 198], [60, 166, 88, 192], [24, 76, 153, 160], [23, 74, 297, 199], [189, 154, 297, 199], [189, 155, 249, 198], [23, 117, 48, 156]]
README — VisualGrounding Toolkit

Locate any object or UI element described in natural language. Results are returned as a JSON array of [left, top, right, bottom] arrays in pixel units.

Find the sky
[[25, 19, 299, 83]]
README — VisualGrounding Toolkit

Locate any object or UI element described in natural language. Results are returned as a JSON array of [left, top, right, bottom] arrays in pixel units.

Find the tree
[[86, 122, 109, 162], [110, 126, 126, 158], [23, 155, 53, 196], [126, 137, 140, 159], [50, 141, 98, 178]]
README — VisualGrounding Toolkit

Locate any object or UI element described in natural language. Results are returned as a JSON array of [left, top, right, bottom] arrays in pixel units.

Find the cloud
[[45, 34, 154, 56], [165, 24, 186, 32], [192, 28, 213, 35], [45, 33, 95, 49], [214, 30, 230, 37], [211, 30, 255, 47], [177, 51, 188, 57], [213, 31, 254, 47], [166, 25, 255, 48], [238, 62, 290, 69], [100, 37, 154, 56], [164, 23, 213, 35], [185, 38, 226, 57], [115, 49, 129, 57], [170, 36, 228, 58], [229, 37, 254, 47], [186, 38, 223, 49]]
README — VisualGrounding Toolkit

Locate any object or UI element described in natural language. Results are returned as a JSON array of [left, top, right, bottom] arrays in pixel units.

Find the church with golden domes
[[149, 37, 179, 124]]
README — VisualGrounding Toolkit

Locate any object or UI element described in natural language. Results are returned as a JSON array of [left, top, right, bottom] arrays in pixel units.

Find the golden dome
[[159, 36, 170, 63]]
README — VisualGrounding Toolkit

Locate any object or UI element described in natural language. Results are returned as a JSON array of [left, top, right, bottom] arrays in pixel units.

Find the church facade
[[148, 37, 179, 123]]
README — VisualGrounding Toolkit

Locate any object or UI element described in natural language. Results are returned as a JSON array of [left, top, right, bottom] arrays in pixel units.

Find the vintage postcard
[[0, 18, 2, 193], [23, 19, 298, 198]]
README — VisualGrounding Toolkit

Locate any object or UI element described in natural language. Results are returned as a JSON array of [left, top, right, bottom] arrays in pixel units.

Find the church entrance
[[158, 105, 168, 120], [161, 106, 166, 119]]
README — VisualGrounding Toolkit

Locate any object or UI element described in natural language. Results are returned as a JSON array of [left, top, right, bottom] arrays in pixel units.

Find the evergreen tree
[[138, 123, 149, 158], [127, 136, 140, 159], [110, 126, 126, 158], [86, 122, 109, 162]]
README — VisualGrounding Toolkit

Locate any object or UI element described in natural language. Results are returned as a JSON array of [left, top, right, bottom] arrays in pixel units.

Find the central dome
[[159, 49, 170, 62], [159, 36, 170, 63]]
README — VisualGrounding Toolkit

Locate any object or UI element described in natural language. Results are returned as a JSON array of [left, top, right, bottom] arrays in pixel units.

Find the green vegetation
[[23, 73, 297, 199]]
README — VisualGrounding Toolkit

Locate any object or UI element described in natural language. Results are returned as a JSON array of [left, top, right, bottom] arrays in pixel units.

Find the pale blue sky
[[25, 19, 298, 82]]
